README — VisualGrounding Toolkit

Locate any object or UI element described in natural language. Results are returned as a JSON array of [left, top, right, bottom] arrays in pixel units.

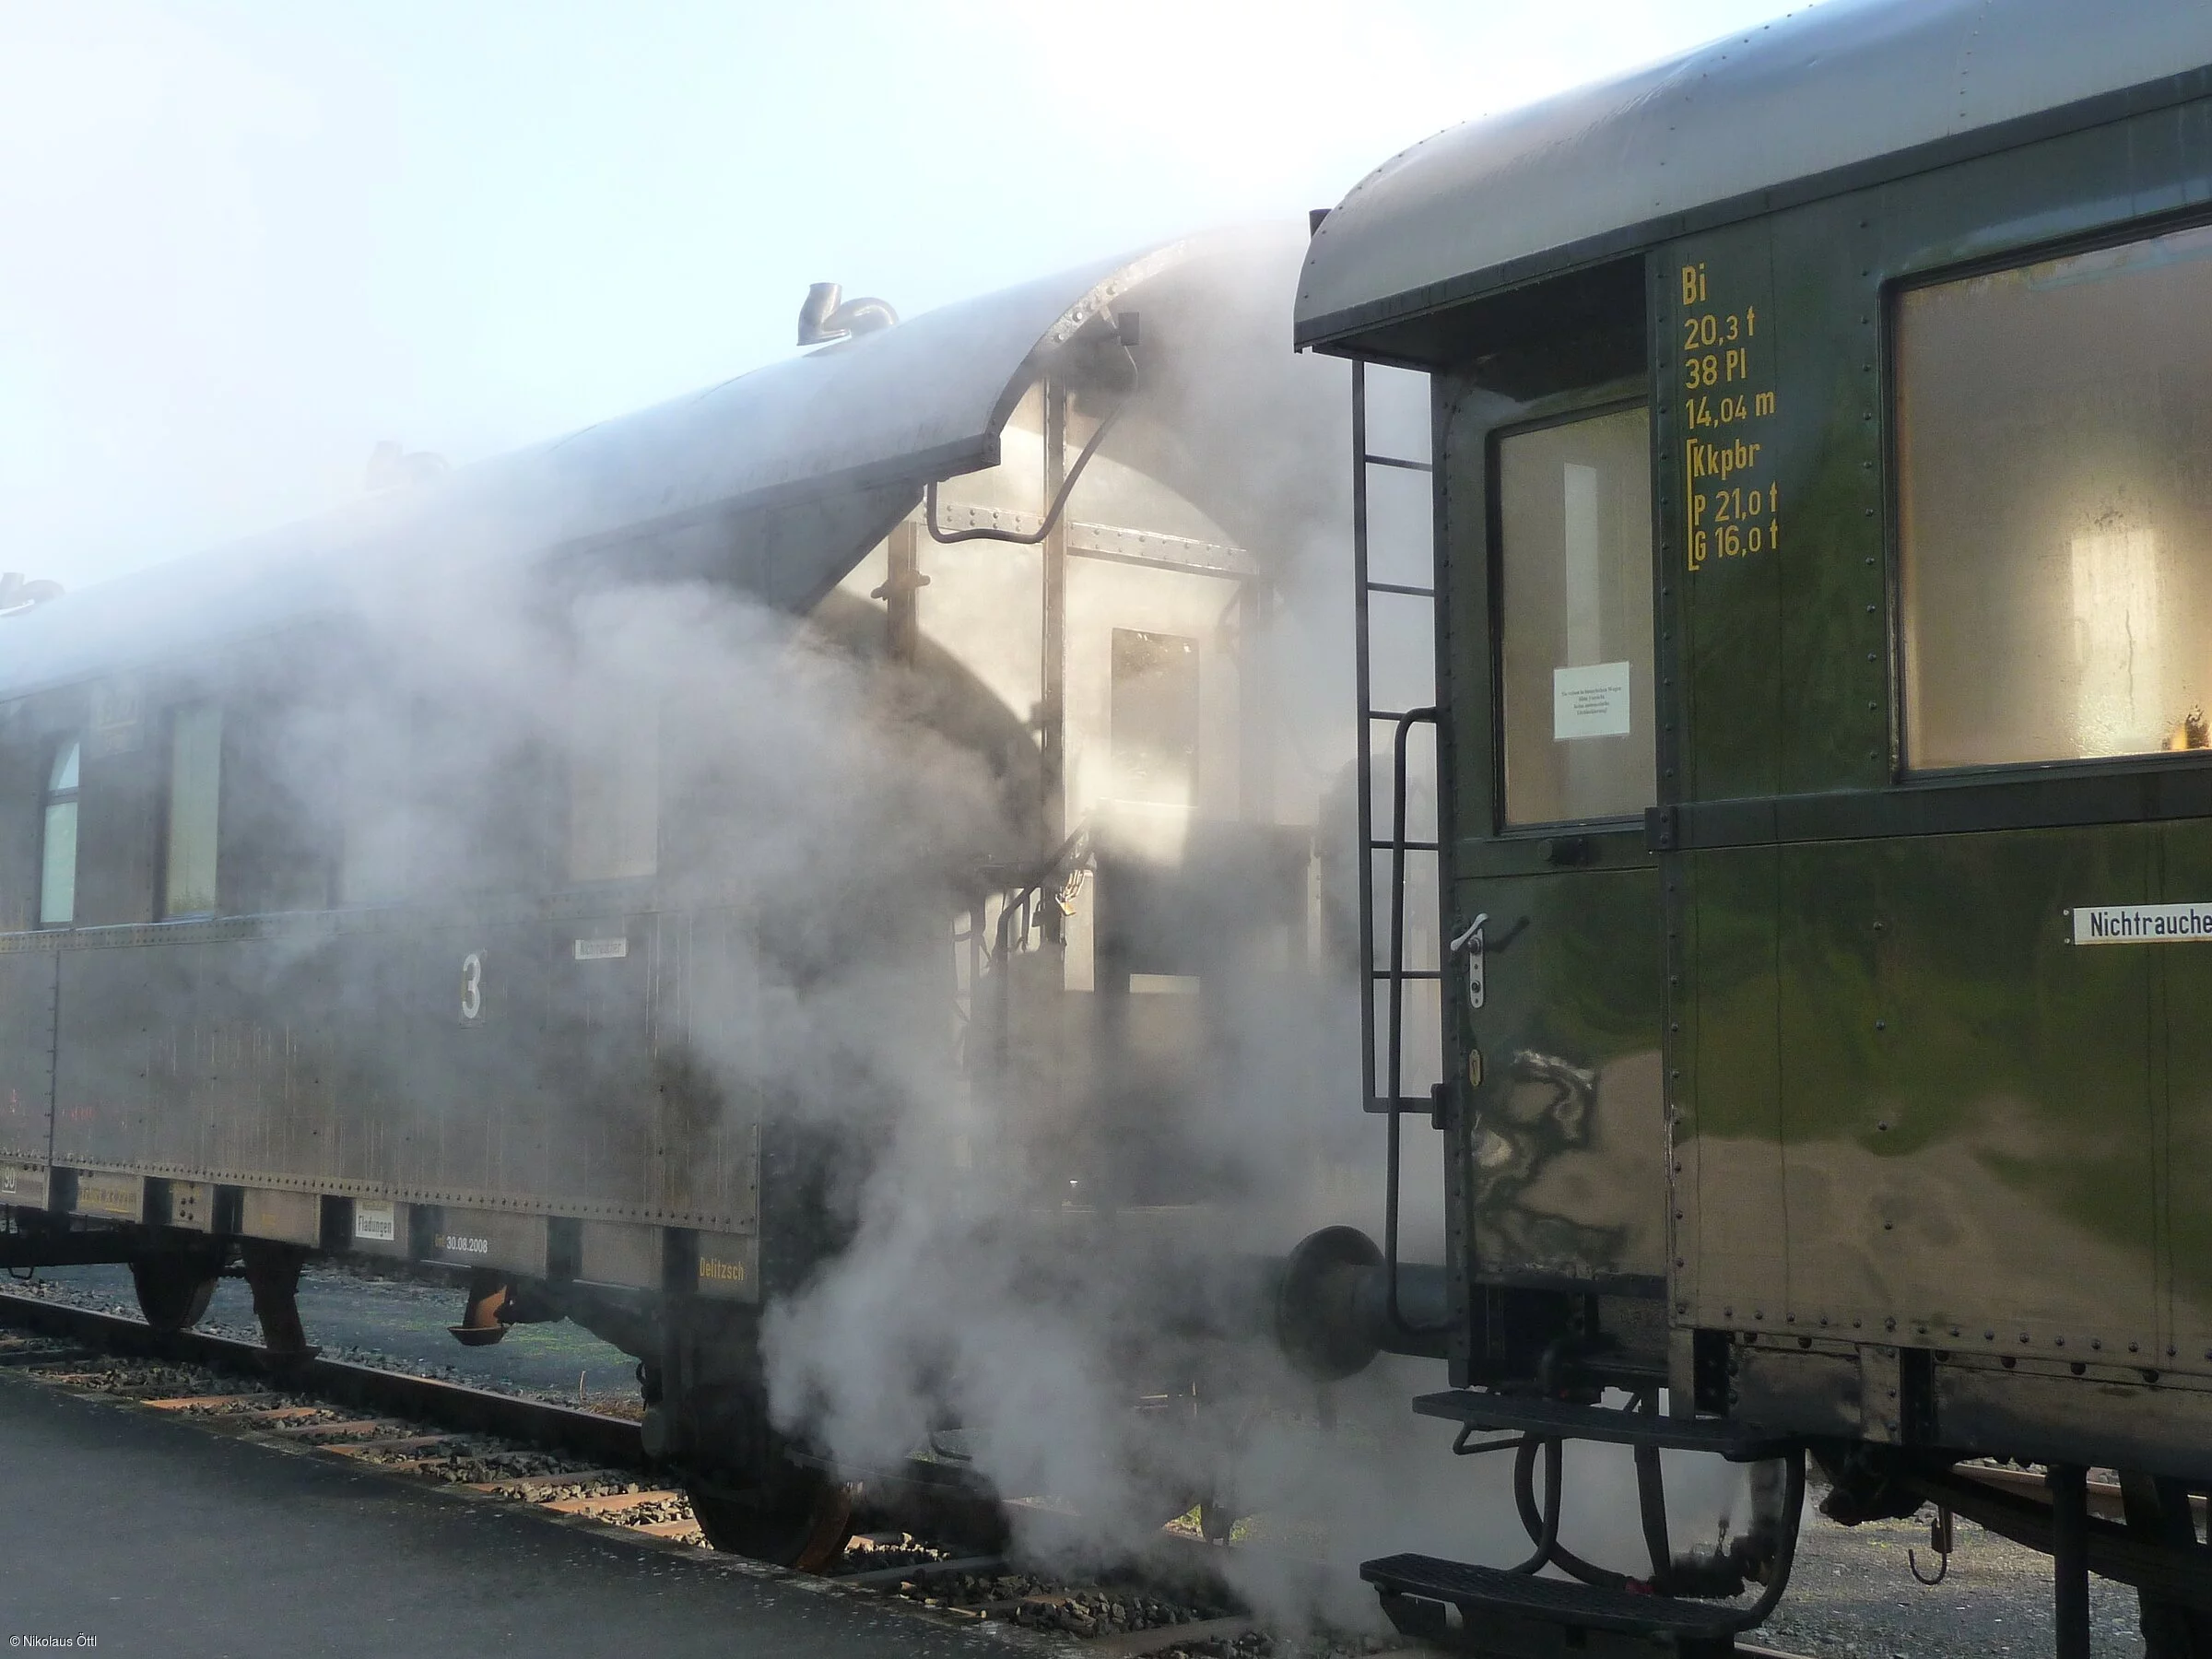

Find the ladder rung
[[1369, 841, 1439, 852], [1364, 581, 1435, 598], [1363, 454, 1433, 473], [1370, 969, 1442, 981]]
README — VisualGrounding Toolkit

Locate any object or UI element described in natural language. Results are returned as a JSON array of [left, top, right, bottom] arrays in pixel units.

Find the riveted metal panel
[[1678, 846, 1786, 1334], [1770, 830, 2160, 1359], [240, 1186, 320, 1247], [422, 1206, 547, 1277], [38, 904, 761, 1237], [1934, 1358, 2212, 1481], [694, 1232, 759, 1303], [0, 1163, 47, 1210], [1459, 868, 1667, 1287], [151, 1178, 216, 1231], [579, 1220, 662, 1290], [1731, 1341, 1860, 1440], [68, 1169, 143, 1223], [0, 951, 53, 1171], [2156, 818, 2212, 1371]]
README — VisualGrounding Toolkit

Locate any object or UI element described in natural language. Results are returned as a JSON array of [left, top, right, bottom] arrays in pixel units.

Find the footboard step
[[1364, 1553, 1758, 1656], [1411, 1393, 1796, 1461]]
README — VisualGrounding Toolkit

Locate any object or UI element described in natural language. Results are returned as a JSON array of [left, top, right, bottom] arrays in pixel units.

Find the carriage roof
[[0, 244, 1180, 701], [1296, 0, 2212, 351]]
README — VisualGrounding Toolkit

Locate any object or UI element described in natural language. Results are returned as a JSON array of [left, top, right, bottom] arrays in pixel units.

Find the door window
[[1497, 407, 1656, 825], [1110, 628, 1199, 806]]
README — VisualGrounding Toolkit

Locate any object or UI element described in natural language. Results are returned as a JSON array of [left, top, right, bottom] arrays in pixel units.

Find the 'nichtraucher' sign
[[2070, 903, 2212, 945]]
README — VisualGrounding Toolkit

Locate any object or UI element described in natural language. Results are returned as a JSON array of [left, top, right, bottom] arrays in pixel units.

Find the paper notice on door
[[1553, 662, 1632, 740]]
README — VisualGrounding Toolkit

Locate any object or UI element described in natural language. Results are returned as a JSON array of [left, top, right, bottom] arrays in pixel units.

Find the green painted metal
[[1428, 68, 2212, 1451], [1650, 104, 2212, 1382]]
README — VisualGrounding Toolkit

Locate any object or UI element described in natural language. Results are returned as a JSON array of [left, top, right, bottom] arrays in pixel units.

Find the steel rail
[[0, 1288, 646, 1471]]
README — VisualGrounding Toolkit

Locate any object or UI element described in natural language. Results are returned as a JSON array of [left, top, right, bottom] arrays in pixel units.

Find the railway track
[[0, 1290, 1834, 1659], [0, 1289, 1418, 1658]]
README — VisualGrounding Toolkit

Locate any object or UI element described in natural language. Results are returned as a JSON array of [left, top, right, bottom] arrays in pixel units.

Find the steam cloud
[[224, 223, 1749, 1633]]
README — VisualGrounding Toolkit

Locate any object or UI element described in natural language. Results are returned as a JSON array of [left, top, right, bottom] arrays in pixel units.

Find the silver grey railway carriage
[[0, 229, 1343, 1565]]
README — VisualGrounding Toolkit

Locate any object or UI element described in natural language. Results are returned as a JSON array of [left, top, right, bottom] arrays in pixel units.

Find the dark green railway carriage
[[1291, 0, 2212, 1651]]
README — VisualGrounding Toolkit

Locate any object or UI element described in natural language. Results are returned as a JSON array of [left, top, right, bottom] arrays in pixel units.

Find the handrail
[[922, 328, 1138, 548], [1382, 706, 1451, 1340]]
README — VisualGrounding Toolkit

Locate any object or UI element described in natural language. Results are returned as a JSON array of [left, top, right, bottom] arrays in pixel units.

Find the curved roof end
[[0, 241, 1189, 703], [1296, 0, 2212, 353]]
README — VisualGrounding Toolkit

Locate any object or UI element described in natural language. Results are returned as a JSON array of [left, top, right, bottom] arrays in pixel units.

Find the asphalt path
[[0, 1370, 1011, 1659]]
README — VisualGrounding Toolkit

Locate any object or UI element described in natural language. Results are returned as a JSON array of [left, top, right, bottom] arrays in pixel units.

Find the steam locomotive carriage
[[0, 230, 1344, 1563], [1277, 0, 2212, 1653]]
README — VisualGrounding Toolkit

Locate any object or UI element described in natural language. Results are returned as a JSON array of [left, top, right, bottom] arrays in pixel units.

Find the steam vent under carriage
[[1278, 0, 2212, 1653]]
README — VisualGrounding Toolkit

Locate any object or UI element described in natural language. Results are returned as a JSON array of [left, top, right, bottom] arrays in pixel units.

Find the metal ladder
[[1349, 359, 1441, 1124], [1349, 360, 1449, 1340]]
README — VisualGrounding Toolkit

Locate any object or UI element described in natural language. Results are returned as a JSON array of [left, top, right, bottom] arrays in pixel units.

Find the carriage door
[[1451, 397, 1670, 1322]]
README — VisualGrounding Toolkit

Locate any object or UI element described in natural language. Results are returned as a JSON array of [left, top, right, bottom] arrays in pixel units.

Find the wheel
[[131, 1255, 219, 1333], [685, 1462, 855, 1571]]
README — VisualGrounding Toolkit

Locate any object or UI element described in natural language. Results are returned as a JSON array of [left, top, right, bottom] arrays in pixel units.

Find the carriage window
[[338, 696, 408, 905], [1900, 225, 2212, 769], [39, 737, 79, 927], [1110, 629, 1199, 806], [1497, 407, 1655, 825], [163, 702, 221, 917], [567, 695, 659, 882]]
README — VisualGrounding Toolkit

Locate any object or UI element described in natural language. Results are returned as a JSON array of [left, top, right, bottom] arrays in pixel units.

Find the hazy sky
[[1, 0, 1799, 590]]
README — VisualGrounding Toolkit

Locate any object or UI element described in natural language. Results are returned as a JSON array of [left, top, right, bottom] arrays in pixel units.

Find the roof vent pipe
[[364, 442, 450, 492], [797, 282, 899, 346]]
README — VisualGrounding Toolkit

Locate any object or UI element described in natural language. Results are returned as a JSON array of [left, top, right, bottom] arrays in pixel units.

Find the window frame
[[1485, 392, 1659, 834], [1888, 207, 2212, 784]]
